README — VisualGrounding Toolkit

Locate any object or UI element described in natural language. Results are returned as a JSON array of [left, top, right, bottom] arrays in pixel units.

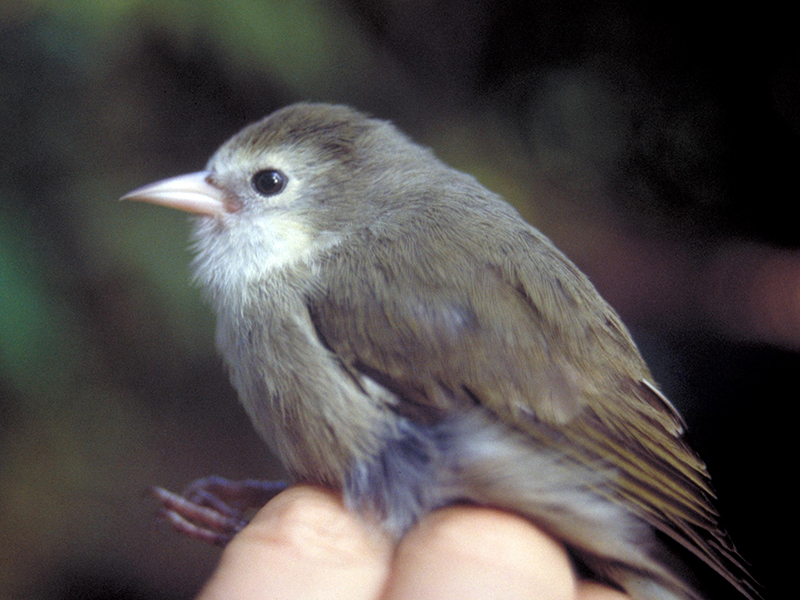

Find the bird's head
[[122, 103, 438, 294]]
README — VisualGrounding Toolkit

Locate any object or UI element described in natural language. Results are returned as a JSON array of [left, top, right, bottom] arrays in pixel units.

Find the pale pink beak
[[121, 171, 227, 217]]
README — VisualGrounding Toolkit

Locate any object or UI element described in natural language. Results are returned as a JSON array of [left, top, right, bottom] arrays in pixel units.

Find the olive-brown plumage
[[123, 103, 758, 600]]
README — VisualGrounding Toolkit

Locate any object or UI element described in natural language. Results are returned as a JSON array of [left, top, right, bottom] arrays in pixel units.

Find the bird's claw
[[149, 477, 288, 546]]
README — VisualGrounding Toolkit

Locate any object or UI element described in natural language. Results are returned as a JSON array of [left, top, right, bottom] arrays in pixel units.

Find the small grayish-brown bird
[[123, 103, 758, 600]]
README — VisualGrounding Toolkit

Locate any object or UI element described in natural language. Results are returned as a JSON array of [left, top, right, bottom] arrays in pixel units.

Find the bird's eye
[[252, 170, 287, 196]]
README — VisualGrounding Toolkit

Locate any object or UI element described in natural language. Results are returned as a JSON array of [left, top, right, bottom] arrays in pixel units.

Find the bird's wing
[[306, 207, 756, 599]]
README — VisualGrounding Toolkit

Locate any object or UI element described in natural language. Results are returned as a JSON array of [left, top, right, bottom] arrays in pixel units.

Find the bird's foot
[[149, 476, 288, 546]]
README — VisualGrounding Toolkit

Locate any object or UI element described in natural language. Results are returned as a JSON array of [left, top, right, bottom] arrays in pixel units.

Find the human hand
[[196, 485, 628, 600]]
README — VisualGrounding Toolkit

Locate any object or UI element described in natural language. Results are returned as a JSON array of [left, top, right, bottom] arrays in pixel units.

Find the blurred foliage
[[1, 0, 796, 598]]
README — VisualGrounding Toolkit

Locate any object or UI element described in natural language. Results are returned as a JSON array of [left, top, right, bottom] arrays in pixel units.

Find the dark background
[[1, 1, 795, 598]]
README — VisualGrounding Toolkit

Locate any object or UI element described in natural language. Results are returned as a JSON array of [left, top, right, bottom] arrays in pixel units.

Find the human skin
[[197, 485, 629, 600]]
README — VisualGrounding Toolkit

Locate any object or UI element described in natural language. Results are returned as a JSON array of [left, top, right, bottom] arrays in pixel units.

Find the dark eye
[[252, 169, 287, 196]]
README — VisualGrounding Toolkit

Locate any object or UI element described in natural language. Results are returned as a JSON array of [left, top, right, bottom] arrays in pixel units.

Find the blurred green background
[[1, 1, 795, 598]]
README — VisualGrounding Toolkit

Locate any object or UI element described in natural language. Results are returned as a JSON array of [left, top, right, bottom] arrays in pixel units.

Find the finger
[[576, 582, 631, 599], [197, 485, 394, 600], [382, 506, 577, 600]]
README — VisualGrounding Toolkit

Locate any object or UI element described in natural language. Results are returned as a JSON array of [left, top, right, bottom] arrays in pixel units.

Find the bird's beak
[[121, 171, 228, 217]]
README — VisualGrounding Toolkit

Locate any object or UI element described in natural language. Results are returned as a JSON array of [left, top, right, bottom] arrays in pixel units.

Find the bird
[[123, 102, 759, 600]]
